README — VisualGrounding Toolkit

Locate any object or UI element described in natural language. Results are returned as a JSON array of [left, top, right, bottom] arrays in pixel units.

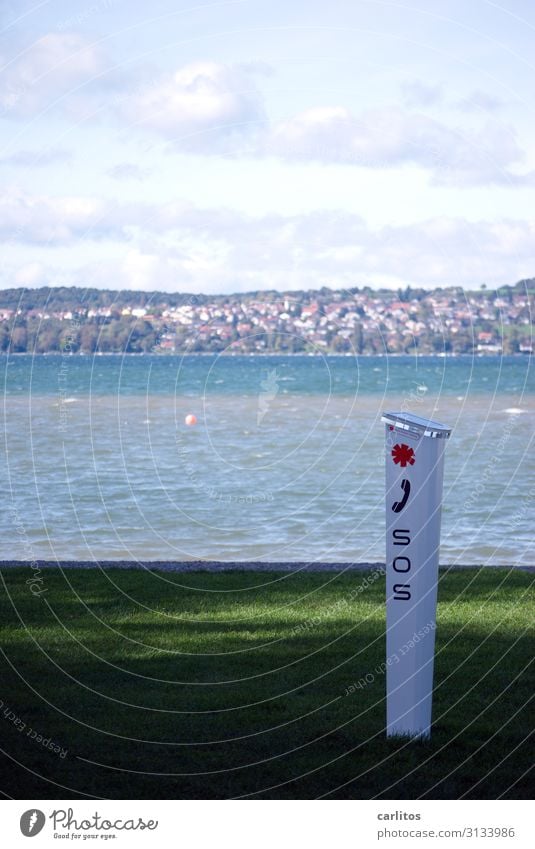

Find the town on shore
[[0, 280, 532, 355]]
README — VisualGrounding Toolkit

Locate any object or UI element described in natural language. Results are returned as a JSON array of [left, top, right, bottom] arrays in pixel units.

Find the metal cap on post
[[382, 411, 452, 740]]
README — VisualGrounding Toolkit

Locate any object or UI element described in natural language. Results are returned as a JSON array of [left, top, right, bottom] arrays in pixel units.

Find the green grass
[[0, 566, 533, 799]]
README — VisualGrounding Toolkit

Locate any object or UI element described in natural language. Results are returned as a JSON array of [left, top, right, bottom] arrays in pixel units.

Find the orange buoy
[[185, 414, 197, 426]]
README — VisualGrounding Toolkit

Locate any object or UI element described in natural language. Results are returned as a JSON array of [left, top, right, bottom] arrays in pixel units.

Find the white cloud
[[3, 189, 532, 291], [457, 90, 505, 113], [402, 80, 506, 114], [2, 183, 532, 290], [0, 32, 111, 118], [119, 249, 167, 290], [267, 106, 532, 185], [129, 212, 535, 291], [0, 148, 72, 167], [0, 186, 118, 243], [119, 62, 264, 151], [74, 211, 534, 291], [0, 34, 527, 190], [14, 261, 46, 286], [401, 80, 444, 107], [365, 217, 535, 286], [106, 162, 151, 181]]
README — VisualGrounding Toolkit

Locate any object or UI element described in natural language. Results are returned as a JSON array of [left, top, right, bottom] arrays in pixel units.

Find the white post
[[382, 411, 452, 739]]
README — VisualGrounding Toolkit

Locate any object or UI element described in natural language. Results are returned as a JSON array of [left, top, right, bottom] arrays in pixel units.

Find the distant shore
[[1, 560, 533, 572], [1, 351, 532, 357]]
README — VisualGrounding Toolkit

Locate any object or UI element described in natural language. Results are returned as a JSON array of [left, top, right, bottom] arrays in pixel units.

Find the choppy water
[[1, 354, 533, 566]]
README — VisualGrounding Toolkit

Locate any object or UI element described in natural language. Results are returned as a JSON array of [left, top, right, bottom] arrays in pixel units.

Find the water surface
[[2, 354, 533, 565]]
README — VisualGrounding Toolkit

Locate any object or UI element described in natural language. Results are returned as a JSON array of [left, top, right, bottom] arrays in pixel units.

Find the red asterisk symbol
[[391, 443, 415, 467]]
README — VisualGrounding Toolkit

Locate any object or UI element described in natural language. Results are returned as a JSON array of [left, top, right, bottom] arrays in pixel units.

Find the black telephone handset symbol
[[392, 478, 411, 513]]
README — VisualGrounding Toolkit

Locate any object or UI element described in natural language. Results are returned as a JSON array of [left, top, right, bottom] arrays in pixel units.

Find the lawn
[[0, 566, 533, 799]]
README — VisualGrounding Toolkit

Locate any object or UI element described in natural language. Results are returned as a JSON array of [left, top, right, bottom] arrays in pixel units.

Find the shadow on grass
[[0, 568, 533, 800]]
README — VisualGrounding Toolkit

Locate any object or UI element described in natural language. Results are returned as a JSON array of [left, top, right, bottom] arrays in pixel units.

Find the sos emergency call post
[[382, 411, 452, 740]]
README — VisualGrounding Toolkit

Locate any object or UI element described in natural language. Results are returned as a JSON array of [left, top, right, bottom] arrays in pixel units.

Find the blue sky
[[1, 0, 534, 293]]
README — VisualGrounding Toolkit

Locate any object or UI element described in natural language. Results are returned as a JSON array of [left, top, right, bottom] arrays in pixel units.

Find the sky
[[1, 0, 534, 293]]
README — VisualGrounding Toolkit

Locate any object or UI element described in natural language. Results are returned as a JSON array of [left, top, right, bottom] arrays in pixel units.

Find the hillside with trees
[[0, 280, 532, 355]]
